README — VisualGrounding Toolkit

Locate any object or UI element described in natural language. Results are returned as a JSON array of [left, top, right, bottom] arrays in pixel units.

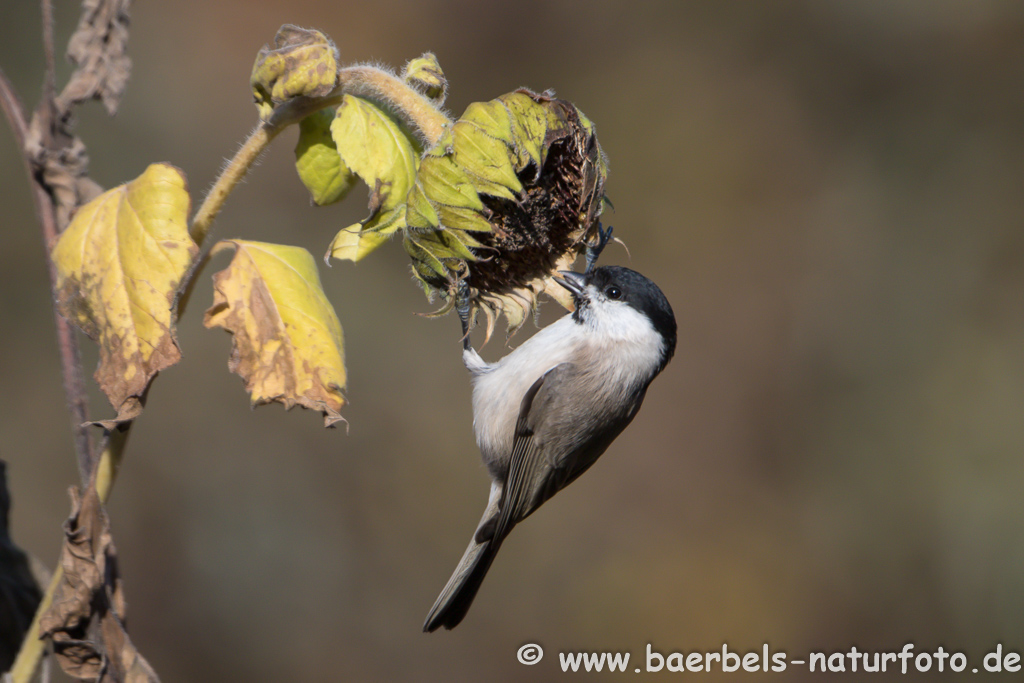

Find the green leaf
[[411, 230, 471, 262], [403, 235, 449, 281], [51, 163, 197, 426], [436, 204, 493, 233], [204, 240, 347, 427], [500, 91, 550, 172], [446, 227, 486, 248], [435, 229, 479, 261], [575, 108, 609, 178], [295, 109, 357, 205], [405, 183, 440, 231], [460, 99, 513, 142]]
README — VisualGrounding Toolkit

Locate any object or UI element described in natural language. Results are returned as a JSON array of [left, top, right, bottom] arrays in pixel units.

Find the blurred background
[[3, 1, 1024, 680]]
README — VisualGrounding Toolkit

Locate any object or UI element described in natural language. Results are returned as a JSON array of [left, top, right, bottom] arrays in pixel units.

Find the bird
[[424, 264, 676, 631]]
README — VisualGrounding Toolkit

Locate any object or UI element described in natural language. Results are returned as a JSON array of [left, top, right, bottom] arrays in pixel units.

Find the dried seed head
[[410, 89, 608, 337]]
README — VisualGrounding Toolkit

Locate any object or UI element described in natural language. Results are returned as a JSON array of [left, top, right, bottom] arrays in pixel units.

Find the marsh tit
[[423, 265, 676, 631]]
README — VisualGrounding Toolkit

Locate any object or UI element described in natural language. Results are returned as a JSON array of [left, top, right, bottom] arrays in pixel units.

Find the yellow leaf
[[331, 94, 418, 207], [51, 163, 196, 426], [204, 240, 347, 427], [327, 94, 419, 258], [326, 224, 390, 262], [295, 109, 357, 206]]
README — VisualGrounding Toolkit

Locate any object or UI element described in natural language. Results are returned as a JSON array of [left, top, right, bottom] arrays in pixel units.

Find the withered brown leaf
[[58, 0, 132, 115], [204, 240, 347, 427], [39, 484, 159, 682]]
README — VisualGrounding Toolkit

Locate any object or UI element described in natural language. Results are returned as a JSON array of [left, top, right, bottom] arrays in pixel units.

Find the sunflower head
[[409, 88, 608, 337], [282, 43, 609, 340]]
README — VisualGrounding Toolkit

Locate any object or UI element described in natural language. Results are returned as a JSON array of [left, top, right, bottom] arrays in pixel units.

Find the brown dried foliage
[[39, 483, 159, 682]]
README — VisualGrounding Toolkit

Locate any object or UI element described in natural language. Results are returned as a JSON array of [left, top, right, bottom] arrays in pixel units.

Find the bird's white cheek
[[584, 303, 666, 379]]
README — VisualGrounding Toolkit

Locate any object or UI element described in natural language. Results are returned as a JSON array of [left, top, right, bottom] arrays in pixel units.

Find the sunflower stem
[[337, 65, 450, 146]]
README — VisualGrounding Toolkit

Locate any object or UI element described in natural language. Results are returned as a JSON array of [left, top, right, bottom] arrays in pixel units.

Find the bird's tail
[[424, 483, 504, 632]]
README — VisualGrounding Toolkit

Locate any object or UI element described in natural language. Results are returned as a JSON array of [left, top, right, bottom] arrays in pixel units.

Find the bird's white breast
[[466, 296, 666, 474], [466, 316, 585, 468]]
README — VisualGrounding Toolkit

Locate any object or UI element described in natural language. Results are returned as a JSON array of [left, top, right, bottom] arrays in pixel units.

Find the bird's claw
[[585, 224, 613, 274], [456, 279, 473, 351]]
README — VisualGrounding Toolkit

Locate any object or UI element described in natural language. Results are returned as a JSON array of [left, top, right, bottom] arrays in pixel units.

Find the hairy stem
[[336, 65, 450, 146], [267, 65, 451, 146], [190, 123, 282, 247], [177, 122, 284, 317]]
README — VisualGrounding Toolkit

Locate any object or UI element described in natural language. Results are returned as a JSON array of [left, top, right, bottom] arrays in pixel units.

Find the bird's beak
[[555, 271, 586, 298]]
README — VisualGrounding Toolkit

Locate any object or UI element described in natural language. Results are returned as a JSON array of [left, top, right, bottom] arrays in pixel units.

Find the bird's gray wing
[[489, 362, 574, 545], [431, 365, 568, 631]]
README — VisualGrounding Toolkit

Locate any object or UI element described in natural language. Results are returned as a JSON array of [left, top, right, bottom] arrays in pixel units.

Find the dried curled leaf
[[39, 483, 160, 682], [25, 0, 119, 234], [51, 163, 197, 427], [57, 0, 132, 115], [204, 240, 347, 427], [326, 94, 421, 262], [295, 109, 357, 206], [252, 25, 339, 121]]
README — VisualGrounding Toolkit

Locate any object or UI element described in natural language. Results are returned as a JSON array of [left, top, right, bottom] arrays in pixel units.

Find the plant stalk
[[6, 32, 455, 682]]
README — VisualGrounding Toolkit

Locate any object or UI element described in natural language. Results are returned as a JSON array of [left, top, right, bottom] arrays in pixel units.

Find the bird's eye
[[605, 285, 622, 300]]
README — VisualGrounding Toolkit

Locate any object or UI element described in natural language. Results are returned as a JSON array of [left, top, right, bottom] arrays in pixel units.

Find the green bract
[[295, 110, 356, 206], [409, 89, 608, 334]]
